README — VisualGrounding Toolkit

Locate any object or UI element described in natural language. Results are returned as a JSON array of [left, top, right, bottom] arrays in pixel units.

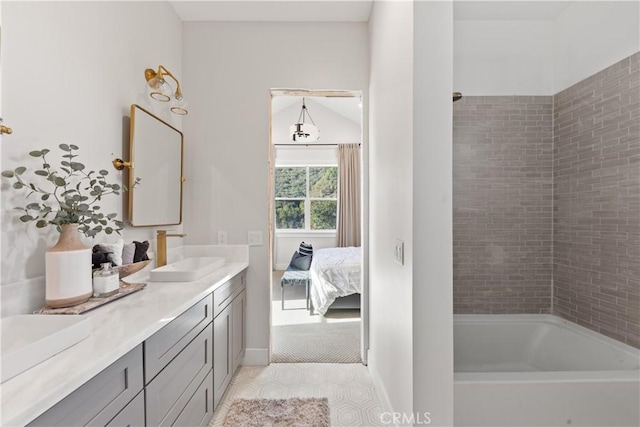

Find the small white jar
[[93, 263, 120, 297]]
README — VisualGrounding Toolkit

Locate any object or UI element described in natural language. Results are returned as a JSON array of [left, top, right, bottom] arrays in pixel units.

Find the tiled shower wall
[[453, 96, 554, 314], [453, 53, 640, 347], [553, 53, 640, 348]]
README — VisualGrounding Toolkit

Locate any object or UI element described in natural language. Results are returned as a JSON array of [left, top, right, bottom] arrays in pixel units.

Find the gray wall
[[181, 22, 369, 363], [453, 96, 554, 314], [553, 53, 640, 348], [452, 53, 639, 348]]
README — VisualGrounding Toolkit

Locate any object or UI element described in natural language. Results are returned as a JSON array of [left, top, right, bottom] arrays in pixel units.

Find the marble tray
[[34, 282, 146, 315]]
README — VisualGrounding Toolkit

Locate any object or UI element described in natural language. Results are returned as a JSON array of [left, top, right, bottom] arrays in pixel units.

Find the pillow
[[299, 242, 313, 257], [100, 239, 124, 266], [122, 242, 136, 265], [133, 241, 150, 263], [289, 251, 312, 271]]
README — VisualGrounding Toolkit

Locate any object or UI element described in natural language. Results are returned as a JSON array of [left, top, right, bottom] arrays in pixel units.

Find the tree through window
[[275, 166, 337, 230]]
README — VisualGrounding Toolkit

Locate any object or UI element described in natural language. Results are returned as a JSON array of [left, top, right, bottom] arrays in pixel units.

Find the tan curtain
[[337, 144, 361, 247]]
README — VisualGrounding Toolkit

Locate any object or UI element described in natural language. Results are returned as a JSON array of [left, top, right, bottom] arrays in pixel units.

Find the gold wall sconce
[[0, 118, 13, 135], [112, 159, 133, 170], [145, 65, 188, 115]]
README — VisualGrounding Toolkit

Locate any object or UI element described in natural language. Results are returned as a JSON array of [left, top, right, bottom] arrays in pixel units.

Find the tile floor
[[210, 363, 386, 426], [208, 273, 383, 426]]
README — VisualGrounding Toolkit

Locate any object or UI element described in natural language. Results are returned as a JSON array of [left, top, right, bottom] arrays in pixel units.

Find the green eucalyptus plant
[[2, 144, 125, 238]]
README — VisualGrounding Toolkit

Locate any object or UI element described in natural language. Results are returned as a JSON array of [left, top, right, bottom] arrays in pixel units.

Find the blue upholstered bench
[[280, 268, 310, 310]]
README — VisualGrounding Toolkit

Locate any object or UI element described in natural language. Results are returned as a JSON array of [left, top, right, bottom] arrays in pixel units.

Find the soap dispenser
[[93, 263, 120, 297]]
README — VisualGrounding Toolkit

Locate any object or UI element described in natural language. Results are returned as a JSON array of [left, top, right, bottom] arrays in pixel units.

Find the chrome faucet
[[156, 230, 186, 267]]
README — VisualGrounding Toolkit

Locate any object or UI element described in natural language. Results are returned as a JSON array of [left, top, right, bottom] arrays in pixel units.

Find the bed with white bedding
[[309, 246, 362, 315]]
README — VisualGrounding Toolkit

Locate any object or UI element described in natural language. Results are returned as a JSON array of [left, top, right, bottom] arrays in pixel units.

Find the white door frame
[[267, 88, 369, 364]]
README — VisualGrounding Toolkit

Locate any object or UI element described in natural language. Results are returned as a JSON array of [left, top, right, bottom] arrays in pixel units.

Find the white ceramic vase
[[45, 223, 92, 308]]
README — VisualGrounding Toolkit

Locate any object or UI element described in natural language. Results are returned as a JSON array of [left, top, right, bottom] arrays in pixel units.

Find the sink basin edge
[[1, 316, 92, 383], [149, 257, 226, 282]]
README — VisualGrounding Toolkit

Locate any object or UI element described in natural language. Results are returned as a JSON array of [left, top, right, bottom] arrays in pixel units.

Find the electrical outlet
[[217, 231, 227, 245], [248, 231, 263, 246], [394, 239, 404, 266]]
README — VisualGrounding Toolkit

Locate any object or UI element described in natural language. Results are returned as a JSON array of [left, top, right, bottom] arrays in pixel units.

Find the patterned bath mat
[[223, 397, 330, 427]]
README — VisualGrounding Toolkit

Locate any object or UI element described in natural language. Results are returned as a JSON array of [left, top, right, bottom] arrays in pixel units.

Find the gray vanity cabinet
[[144, 294, 213, 383], [25, 269, 246, 427], [213, 302, 232, 408], [28, 345, 144, 427], [232, 289, 246, 373], [213, 272, 246, 409], [105, 392, 145, 427], [172, 370, 214, 426], [144, 294, 214, 426], [146, 323, 213, 425]]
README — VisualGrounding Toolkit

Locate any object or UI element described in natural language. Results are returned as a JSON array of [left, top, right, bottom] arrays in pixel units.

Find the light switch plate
[[248, 231, 263, 246], [394, 239, 404, 266]]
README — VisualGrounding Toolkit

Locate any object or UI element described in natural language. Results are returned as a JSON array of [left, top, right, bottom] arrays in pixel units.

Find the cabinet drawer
[[213, 303, 232, 409], [173, 370, 214, 427], [28, 344, 143, 427], [145, 293, 213, 383], [146, 322, 213, 426], [232, 289, 246, 374], [213, 272, 245, 318], [105, 391, 144, 427]]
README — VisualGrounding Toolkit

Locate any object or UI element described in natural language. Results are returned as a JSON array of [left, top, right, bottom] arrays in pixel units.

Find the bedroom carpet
[[271, 321, 361, 363], [223, 398, 330, 427]]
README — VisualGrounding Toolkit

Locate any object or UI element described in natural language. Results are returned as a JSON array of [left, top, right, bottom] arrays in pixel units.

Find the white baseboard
[[242, 348, 269, 366], [368, 349, 396, 423]]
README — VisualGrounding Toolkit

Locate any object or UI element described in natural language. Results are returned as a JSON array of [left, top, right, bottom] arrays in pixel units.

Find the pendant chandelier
[[290, 98, 319, 142]]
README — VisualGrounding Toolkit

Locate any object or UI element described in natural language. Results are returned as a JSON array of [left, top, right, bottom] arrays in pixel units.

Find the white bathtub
[[454, 315, 640, 427]]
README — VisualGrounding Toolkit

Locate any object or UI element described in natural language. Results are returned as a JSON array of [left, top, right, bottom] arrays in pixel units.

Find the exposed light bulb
[[170, 97, 188, 115], [147, 78, 171, 102]]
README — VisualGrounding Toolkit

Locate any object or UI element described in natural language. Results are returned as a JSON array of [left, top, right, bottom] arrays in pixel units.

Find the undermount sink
[[149, 257, 225, 282], [1, 315, 91, 383]]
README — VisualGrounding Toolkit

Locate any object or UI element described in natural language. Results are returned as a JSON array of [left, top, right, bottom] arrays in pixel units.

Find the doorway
[[268, 89, 369, 364]]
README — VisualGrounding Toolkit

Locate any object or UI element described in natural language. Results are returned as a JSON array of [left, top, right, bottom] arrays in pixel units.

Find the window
[[275, 166, 337, 230]]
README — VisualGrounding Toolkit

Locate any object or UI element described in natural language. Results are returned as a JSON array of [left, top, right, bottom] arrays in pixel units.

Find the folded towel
[[122, 242, 136, 265], [100, 239, 124, 266]]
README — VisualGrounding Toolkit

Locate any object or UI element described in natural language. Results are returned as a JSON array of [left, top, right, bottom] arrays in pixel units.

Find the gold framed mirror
[[127, 104, 184, 226]]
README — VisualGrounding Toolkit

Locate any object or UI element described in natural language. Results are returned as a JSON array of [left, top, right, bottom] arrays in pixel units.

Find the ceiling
[[169, 0, 373, 22], [170, 0, 576, 118], [170, 1, 576, 23], [272, 96, 362, 124]]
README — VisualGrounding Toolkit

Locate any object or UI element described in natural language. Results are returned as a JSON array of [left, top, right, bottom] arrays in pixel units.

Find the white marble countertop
[[1, 253, 248, 426]]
